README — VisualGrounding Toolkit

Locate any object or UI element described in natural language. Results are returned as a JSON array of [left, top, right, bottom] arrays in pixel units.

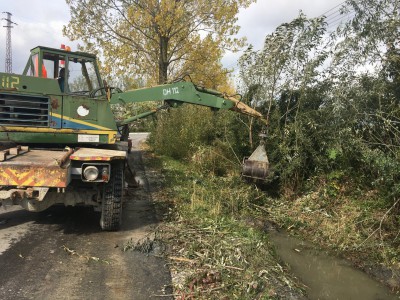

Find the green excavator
[[0, 46, 269, 230]]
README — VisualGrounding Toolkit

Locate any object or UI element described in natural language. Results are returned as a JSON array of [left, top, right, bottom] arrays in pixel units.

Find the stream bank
[[263, 189, 400, 296], [269, 228, 398, 299]]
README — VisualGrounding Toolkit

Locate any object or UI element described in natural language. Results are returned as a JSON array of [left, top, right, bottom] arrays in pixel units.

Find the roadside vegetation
[[145, 0, 400, 293], [65, 0, 400, 295]]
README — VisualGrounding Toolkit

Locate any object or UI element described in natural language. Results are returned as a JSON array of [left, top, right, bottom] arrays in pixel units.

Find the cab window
[[28, 52, 65, 79], [67, 58, 100, 94]]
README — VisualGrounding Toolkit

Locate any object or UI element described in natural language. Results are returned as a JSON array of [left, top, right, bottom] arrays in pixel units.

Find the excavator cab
[[23, 46, 104, 96]]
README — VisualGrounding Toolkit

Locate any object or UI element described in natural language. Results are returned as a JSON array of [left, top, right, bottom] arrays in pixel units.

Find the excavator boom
[[110, 82, 268, 126]]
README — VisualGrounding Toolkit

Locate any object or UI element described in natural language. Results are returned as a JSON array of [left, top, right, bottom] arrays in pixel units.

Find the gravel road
[[0, 133, 172, 300]]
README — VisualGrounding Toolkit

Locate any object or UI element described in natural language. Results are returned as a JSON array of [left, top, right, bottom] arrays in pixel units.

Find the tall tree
[[238, 13, 328, 152], [64, 0, 254, 85], [332, 0, 399, 72], [329, 0, 400, 152]]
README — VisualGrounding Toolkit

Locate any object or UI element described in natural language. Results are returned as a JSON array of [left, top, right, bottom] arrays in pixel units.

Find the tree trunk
[[158, 36, 169, 84]]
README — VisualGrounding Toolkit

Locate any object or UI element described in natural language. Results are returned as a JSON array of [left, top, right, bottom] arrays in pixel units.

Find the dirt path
[[0, 134, 172, 300]]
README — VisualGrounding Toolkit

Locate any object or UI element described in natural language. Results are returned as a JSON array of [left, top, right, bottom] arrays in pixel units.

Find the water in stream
[[269, 231, 398, 300]]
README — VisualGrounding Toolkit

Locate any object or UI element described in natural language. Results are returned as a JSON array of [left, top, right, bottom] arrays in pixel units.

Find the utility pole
[[2, 12, 17, 73]]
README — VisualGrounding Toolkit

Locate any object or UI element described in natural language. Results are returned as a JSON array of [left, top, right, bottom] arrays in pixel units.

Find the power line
[[2, 12, 17, 73], [327, 9, 355, 26], [319, 0, 347, 18], [315, 0, 356, 31], [328, 11, 356, 30]]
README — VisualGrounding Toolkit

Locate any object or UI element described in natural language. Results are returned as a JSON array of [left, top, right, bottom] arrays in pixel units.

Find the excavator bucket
[[242, 142, 270, 181]]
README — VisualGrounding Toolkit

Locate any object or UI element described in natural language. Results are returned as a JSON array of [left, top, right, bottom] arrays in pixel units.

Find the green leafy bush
[[190, 140, 239, 177], [149, 105, 218, 159]]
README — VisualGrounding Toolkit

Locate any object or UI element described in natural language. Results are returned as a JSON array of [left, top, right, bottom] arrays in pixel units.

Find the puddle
[[269, 231, 398, 300]]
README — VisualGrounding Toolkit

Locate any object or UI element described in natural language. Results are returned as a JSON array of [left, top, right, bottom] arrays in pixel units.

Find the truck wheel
[[100, 161, 124, 231]]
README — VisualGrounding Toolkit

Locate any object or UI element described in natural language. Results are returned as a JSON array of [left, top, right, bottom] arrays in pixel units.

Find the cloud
[[0, 0, 74, 73], [0, 0, 345, 75], [1, 19, 77, 73]]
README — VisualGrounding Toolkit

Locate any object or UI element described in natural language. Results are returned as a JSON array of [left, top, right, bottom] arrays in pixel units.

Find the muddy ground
[[0, 133, 172, 300]]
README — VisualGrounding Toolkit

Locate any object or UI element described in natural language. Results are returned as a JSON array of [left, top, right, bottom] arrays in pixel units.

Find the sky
[[0, 0, 345, 75]]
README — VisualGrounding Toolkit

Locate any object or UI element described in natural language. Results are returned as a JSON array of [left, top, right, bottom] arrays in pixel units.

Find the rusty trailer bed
[[0, 150, 70, 187]]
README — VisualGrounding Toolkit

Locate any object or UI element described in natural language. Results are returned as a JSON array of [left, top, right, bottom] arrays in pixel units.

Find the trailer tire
[[100, 160, 124, 231]]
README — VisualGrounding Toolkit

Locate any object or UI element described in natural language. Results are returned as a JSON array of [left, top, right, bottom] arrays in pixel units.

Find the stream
[[269, 231, 398, 299]]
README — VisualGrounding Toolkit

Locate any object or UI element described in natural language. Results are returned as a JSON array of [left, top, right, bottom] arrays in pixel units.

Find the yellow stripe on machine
[[51, 113, 112, 131]]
